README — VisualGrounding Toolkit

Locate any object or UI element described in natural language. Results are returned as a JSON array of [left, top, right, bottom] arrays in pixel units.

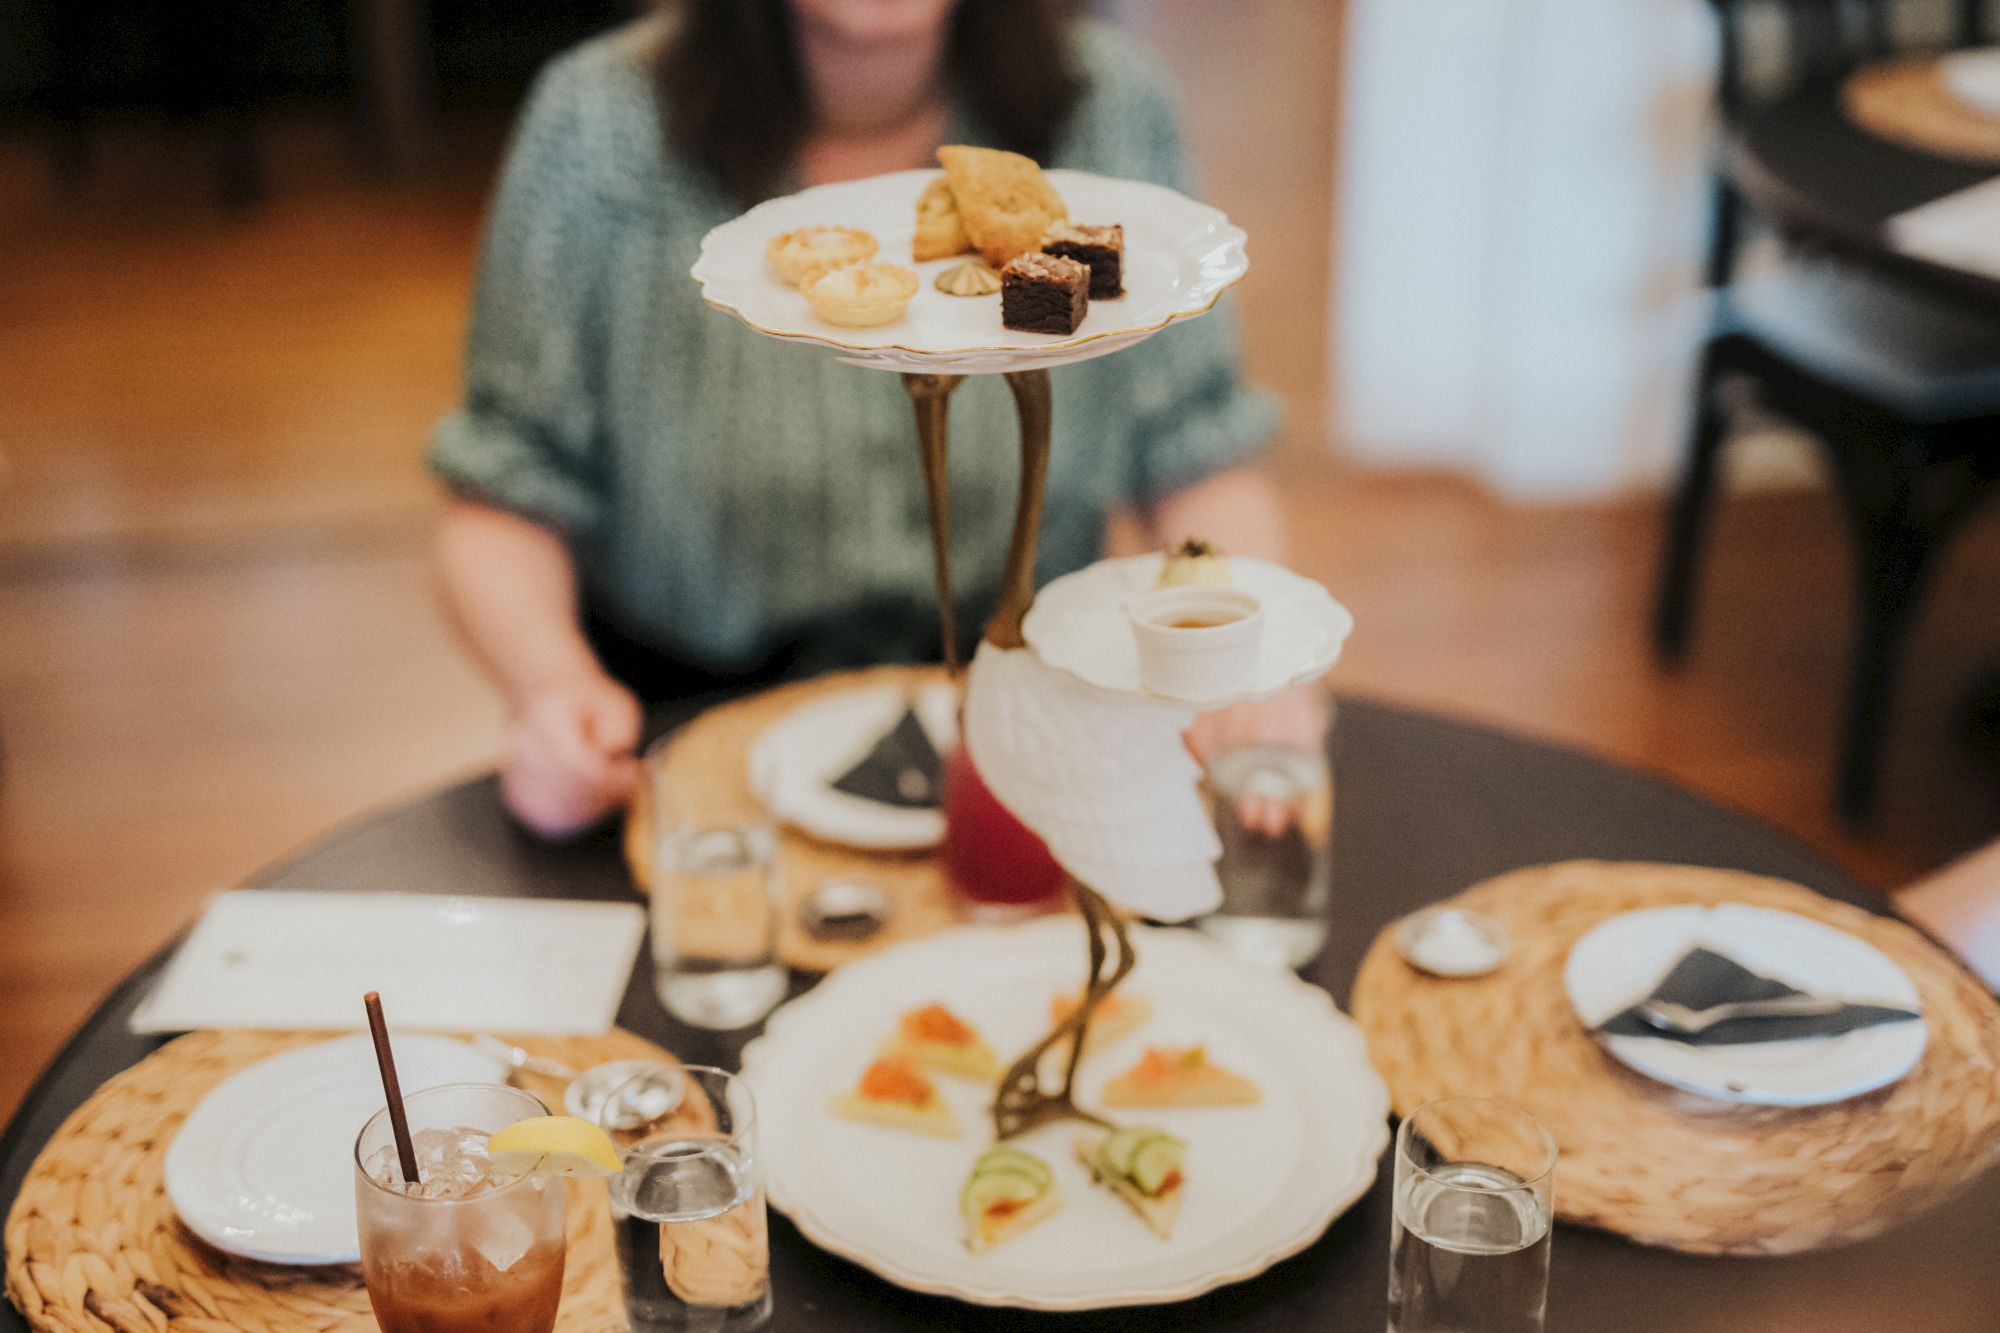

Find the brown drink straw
[[363, 991, 422, 1185]]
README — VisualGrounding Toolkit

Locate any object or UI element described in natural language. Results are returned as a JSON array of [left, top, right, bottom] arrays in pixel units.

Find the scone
[[1074, 1127, 1186, 1238], [801, 261, 919, 328], [880, 1003, 1001, 1081], [961, 1147, 1060, 1253], [1100, 1045, 1260, 1108], [937, 145, 1068, 268], [766, 225, 878, 286], [828, 1057, 961, 1137], [913, 175, 973, 261]]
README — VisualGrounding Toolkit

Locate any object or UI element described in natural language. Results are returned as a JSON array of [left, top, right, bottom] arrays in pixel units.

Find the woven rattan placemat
[[1351, 861, 2000, 1255], [1845, 58, 2000, 164], [626, 665, 964, 973], [5, 1027, 672, 1332]]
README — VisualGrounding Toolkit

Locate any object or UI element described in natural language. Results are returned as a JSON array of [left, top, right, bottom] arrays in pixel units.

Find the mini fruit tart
[[766, 225, 878, 286], [801, 260, 920, 328]]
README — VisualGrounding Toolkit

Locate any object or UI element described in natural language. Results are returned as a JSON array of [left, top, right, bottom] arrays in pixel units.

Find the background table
[[6, 696, 1999, 1331], [1729, 86, 2000, 309]]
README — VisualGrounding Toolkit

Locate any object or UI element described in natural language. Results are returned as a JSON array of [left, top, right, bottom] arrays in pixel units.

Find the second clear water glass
[[604, 1065, 771, 1331], [647, 756, 786, 1029], [1195, 713, 1336, 969], [1388, 1096, 1557, 1333]]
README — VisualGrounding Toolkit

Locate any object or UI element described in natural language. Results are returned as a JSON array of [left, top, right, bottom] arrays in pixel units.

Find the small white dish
[[164, 1033, 507, 1265], [1564, 904, 1927, 1107], [1941, 47, 2000, 118], [748, 681, 958, 851], [1395, 908, 1509, 977], [1023, 554, 1352, 709], [692, 169, 1249, 374], [739, 917, 1389, 1310], [1128, 587, 1264, 701]]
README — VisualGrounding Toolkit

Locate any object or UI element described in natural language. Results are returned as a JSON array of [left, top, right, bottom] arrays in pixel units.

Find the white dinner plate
[[1021, 553, 1353, 707], [163, 1033, 508, 1264], [748, 680, 959, 851], [739, 918, 1389, 1310], [1941, 48, 2000, 117], [1564, 904, 1927, 1107], [691, 169, 1249, 374]]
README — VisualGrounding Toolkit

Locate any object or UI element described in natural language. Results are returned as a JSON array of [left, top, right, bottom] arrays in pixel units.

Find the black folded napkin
[[829, 707, 942, 810], [1597, 948, 1920, 1046]]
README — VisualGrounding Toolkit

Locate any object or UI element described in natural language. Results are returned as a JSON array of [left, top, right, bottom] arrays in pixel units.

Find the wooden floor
[[3, 33, 1999, 1122]]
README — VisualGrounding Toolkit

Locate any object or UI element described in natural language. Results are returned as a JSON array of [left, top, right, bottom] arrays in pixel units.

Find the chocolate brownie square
[[1042, 222, 1124, 298], [1001, 253, 1090, 335]]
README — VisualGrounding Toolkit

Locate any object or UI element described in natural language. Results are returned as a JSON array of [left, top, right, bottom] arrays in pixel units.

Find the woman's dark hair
[[656, 0, 1082, 207]]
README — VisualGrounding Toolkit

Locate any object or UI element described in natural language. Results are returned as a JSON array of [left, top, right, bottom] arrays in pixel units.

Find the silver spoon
[[474, 1037, 685, 1129], [1637, 995, 1845, 1035]]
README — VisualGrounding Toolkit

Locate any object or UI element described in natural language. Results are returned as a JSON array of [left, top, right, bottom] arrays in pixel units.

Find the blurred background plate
[[748, 680, 958, 851], [1941, 48, 2000, 116], [1565, 904, 1927, 1106], [691, 169, 1248, 374], [740, 918, 1388, 1310]]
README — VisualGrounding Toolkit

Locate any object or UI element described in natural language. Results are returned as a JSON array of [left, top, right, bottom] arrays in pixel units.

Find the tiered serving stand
[[690, 165, 1281, 1138]]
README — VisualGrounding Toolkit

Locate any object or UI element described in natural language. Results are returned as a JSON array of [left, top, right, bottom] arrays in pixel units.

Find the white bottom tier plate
[[740, 918, 1389, 1310]]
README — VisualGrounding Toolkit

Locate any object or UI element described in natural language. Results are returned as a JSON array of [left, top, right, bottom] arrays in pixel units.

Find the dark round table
[[1728, 85, 2000, 309], [5, 697, 1999, 1331]]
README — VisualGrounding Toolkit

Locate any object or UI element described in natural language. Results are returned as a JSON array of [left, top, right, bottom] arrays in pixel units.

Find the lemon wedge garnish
[[486, 1116, 623, 1178]]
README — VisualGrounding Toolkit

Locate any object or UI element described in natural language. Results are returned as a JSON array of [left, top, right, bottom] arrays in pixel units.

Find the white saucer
[[1941, 48, 2000, 118], [691, 169, 1249, 374], [1564, 904, 1927, 1107], [163, 1033, 507, 1264], [1022, 554, 1352, 707], [748, 681, 958, 851], [740, 918, 1389, 1310]]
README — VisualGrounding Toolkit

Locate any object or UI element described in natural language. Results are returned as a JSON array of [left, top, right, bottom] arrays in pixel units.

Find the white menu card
[[131, 891, 646, 1035]]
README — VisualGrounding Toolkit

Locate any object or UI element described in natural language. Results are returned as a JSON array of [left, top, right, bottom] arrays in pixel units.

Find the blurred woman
[[433, 0, 1309, 837]]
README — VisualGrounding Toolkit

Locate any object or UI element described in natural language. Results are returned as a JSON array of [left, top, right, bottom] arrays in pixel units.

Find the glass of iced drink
[[1388, 1096, 1557, 1333], [354, 1083, 567, 1333], [602, 1065, 770, 1331]]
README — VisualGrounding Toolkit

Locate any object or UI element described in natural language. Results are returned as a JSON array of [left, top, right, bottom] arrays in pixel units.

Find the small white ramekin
[[1128, 586, 1264, 700]]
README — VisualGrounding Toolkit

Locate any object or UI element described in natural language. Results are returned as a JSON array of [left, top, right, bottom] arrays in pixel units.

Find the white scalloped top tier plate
[[163, 1034, 508, 1265], [1022, 553, 1352, 708], [1564, 905, 1927, 1107], [691, 169, 1249, 374], [748, 679, 959, 851], [739, 918, 1389, 1311]]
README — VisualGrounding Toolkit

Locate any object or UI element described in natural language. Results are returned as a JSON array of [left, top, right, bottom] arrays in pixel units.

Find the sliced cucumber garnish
[[1129, 1134, 1186, 1196], [1100, 1126, 1158, 1177], [960, 1170, 1041, 1219], [974, 1148, 1053, 1189]]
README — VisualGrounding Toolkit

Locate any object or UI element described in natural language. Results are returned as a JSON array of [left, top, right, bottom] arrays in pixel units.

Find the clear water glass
[[353, 1083, 566, 1333], [603, 1065, 771, 1331], [647, 759, 786, 1029], [1389, 1097, 1557, 1333], [1195, 715, 1336, 969]]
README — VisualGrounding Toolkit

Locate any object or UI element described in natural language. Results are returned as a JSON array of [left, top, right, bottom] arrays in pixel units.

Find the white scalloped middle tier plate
[[691, 169, 1248, 374], [1022, 553, 1353, 707], [739, 918, 1389, 1311]]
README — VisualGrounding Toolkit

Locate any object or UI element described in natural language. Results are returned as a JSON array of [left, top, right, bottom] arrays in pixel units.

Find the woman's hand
[[500, 671, 644, 840]]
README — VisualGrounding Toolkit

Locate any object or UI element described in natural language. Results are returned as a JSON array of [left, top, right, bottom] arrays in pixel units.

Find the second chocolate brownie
[[1001, 253, 1090, 336], [1042, 222, 1124, 298]]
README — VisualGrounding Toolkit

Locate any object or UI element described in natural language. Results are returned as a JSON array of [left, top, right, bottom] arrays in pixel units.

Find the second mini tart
[[802, 261, 920, 328]]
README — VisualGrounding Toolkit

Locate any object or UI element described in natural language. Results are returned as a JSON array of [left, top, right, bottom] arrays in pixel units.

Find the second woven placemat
[[1845, 58, 2000, 164], [626, 665, 962, 973], [1350, 861, 2000, 1255], [5, 1027, 672, 1332]]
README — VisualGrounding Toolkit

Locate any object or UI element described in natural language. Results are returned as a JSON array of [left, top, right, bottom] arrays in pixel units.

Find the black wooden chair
[[1656, 0, 2000, 823]]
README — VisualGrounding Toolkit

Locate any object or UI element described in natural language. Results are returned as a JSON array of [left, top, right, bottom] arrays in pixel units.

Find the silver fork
[[1637, 995, 1845, 1035]]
